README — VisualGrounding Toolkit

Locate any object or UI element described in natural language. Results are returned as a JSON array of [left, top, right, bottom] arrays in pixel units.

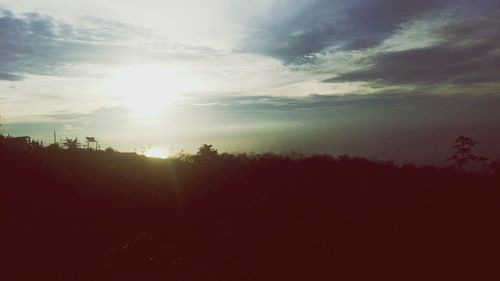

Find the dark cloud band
[[242, 0, 479, 63], [325, 10, 500, 86]]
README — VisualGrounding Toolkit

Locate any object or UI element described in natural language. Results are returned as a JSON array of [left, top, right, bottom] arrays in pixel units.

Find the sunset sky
[[1, 0, 500, 163]]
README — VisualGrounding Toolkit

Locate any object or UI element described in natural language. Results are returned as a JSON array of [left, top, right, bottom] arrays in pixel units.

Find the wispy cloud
[[0, 8, 217, 79]]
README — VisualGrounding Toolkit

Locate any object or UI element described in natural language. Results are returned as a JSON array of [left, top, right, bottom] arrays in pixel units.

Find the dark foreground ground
[[1, 145, 500, 281]]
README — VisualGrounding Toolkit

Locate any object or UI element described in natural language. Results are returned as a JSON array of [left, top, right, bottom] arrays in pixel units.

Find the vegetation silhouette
[[1, 135, 500, 281], [449, 136, 489, 170], [62, 137, 81, 150], [195, 144, 219, 161]]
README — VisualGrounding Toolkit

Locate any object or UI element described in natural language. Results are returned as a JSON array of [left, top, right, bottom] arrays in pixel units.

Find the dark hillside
[[1, 144, 500, 280]]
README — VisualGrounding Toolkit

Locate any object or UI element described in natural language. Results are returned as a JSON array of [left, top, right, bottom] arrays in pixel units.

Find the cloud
[[241, 0, 471, 63], [0, 8, 212, 78], [43, 106, 133, 128], [324, 9, 500, 86], [0, 9, 111, 76], [0, 72, 24, 81], [185, 90, 500, 114]]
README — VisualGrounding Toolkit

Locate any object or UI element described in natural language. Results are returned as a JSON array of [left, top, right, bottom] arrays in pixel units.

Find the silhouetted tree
[[448, 136, 487, 170], [63, 137, 81, 150], [105, 147, 115, 153], [196, 144, 219, 161]]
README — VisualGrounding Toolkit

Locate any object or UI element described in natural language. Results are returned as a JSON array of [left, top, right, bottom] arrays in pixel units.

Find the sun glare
[[108, 64, 199, 118], [143, 147, 170, 159]]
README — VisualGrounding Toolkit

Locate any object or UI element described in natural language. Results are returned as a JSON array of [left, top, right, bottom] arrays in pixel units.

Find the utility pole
[[53, 130, 57, 144]]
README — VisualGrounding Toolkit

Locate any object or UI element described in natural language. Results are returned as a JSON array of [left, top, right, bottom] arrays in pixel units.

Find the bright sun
[[108, 64, 198, 118], [143, 147, 170, 159]]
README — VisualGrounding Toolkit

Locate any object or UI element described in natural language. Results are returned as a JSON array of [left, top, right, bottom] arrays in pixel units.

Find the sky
[[1, 0, 500, 163]]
